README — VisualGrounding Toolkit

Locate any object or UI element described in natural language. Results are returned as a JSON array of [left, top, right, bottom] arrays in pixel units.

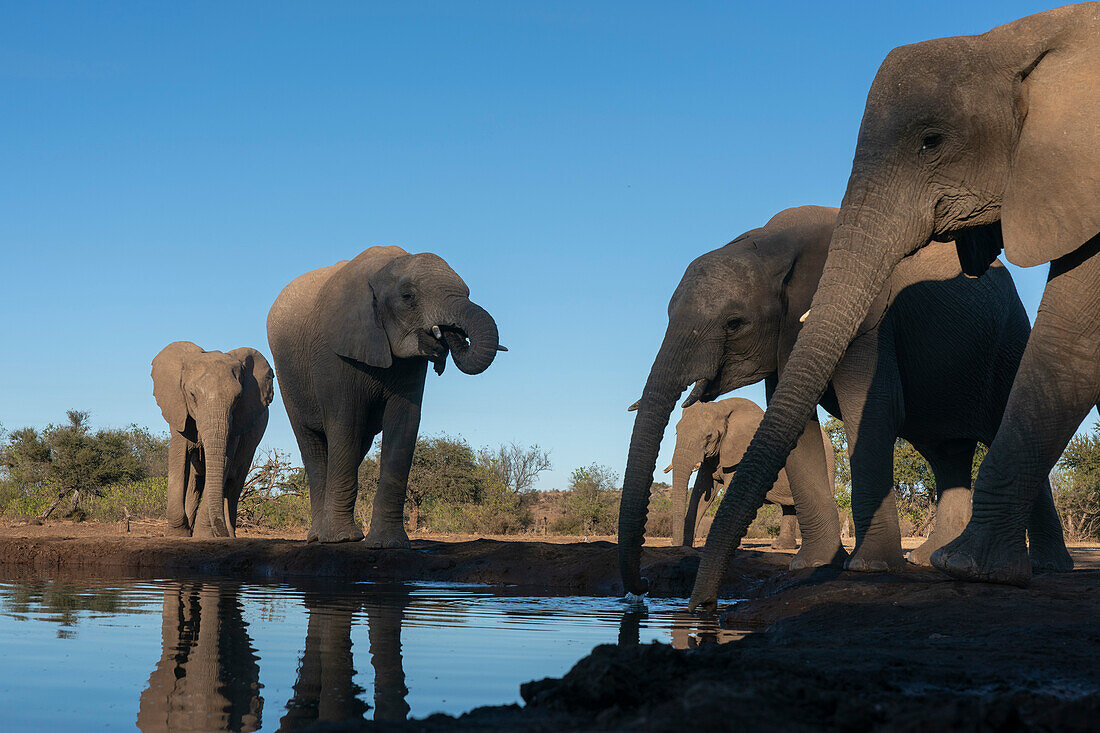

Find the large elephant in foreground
[[268, 246, 502, 545], [151, 342, 274, 538], [619, 206, 1071, 599], [688, 5, 1098, 606], [652, 398, 833, 549]]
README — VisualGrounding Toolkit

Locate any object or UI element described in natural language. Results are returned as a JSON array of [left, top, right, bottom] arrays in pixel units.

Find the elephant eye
[[920, 134, 944, 152], [725, 317, 744, 331]]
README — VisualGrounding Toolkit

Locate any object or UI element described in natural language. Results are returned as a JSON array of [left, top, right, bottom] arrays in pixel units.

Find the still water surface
[[0, 577, 741, 730]]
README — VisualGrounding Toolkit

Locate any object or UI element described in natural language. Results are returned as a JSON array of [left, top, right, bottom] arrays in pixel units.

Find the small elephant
[[151, 341, 274, 538], [267, 246, 502, 546], [617, 205, 1072, 604], [137, 582, 263, 732], [655, 398, 834, 550], [684, 4, 1099, 590]]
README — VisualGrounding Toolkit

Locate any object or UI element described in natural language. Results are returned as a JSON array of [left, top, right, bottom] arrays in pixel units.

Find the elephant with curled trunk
[[654, 398, 833, 549], [619, 205, 1071, 601], [151, 341, 274, 538], [267, 246, 502, 545], [685, 5, 1099, 605]]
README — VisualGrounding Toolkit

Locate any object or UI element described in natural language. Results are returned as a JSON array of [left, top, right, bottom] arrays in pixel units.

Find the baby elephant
[[267, 246, 502, 546], [659, 398, 834, 549], [151, 341, 274, 538]]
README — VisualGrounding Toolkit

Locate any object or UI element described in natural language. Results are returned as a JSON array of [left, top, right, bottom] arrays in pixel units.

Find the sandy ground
[[3, 520, 1099, 731]]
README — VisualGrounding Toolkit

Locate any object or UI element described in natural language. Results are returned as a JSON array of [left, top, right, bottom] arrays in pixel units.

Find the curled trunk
[[443, 300, 499, 375], [688, 202, 922, 610]]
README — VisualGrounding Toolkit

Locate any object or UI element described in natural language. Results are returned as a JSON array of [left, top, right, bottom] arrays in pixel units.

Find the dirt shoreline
[[4, 521, 1100, 731]]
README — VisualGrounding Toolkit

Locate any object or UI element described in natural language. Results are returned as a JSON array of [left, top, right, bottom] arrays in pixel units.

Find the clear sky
[[1, 1, 1088, 489]]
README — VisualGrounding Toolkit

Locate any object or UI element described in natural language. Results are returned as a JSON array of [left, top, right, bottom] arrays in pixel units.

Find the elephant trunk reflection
[[137, 583, 263, 732]]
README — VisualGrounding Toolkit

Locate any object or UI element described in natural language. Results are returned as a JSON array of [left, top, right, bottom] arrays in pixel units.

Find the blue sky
[[0, 1, 1086, 489]]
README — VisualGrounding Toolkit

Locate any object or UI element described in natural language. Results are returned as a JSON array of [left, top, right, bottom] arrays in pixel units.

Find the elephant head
[[317, 246, 502, 376], [151, 342, 274, 537], [619, 207, 837, 593], [689, 5, 1100, 609]]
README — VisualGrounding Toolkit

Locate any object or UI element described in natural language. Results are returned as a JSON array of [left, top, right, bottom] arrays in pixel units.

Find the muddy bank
[[0, 524, 787, 598], [380, 566, 1100, 732]]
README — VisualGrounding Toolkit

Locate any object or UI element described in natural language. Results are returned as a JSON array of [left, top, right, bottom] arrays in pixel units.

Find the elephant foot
[[930, 522, 1031, 586], [306, 520, 321, 543], [1028, 537, 1073, 574], [319, 520, 366, 544], [771, 536, 799, 551], [789, 541, 847, 571], [845, 543, 905, 573], [906, 523, 965, 567], [165, 524, 192, 538], [363, 523, 410, 549]]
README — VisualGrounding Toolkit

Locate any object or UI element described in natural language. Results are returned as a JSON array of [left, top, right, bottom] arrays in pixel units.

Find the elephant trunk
[[198, 411, 233, 538], [443, 300, 500, 375], [688, 189, 925, 610], [619, 333, 714, 595], [669, 453, 698, 547]]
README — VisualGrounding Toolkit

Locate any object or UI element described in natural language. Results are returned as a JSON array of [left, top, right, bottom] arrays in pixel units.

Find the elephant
[[682, 4, 1099, 603], [617, 205, 1072, 602], [653, 398, 834, 549], [137, 582, 263, 732], [151, 341, 274, 538], [281, 584, 411, 728], [267, 246, 503, 545]]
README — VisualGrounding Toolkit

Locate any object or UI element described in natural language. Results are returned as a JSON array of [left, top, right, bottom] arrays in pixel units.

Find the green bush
[[551, 464, 619, 536]]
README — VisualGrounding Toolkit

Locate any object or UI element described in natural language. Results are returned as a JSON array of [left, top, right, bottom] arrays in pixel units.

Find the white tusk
[[799, 309, 810, 323], [432, 325, 443, 339]]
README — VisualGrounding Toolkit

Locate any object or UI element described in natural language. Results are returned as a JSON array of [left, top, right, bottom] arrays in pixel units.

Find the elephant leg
[[784, 418, 847, 570], [933, 244, 1100, 585], [224, 427, 263, 538], [366, 593, 411, 721], [907, 440, 975, 566], [319, 419, 367, 544], [772, 504, 800, 550], [683, 466, 715, 548], [290, 421, 328, 543], [1027, 477, 1073, 573], [833, 335, 906, 572], [365, 395, 421, 549], [186, 447, 208, 537], [166, 434, 191, 537]]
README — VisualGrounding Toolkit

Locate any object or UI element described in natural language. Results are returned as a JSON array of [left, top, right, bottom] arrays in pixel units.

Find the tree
[[477, 443, 552, 495], [1052, 424, 1100, 540], [554, 464, 619, 537], [359, 434, 484, 531], [238, 449, 308, 527]]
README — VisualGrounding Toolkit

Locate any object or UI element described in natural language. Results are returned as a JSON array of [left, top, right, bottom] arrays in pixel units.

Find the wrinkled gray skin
[[268, 246, 501, 546], [686, 5, 1099, 605], [151, 342, 274, 538], [658, 398, 833, 549], [137, 582, 263, 732], [618, 206, 1071, 602]]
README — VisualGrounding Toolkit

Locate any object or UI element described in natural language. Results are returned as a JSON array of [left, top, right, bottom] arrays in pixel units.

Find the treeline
[[4, 411, 1099, 540]]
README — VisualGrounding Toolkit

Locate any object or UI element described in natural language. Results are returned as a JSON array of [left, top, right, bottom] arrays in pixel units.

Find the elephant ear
[[315, 245, 408, 368], [229, 347, 275, 407], [151, 341, 203, 434], [1002, 43, 1100, 267]]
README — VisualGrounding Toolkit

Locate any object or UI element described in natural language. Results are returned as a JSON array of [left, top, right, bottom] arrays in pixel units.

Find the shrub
[[551, 464, 619, 536]]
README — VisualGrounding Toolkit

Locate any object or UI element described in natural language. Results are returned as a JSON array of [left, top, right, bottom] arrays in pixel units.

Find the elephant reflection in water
[[618, 608, 747, 649], [137, 583, 263, 732], [281, 585, 411, 729]]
